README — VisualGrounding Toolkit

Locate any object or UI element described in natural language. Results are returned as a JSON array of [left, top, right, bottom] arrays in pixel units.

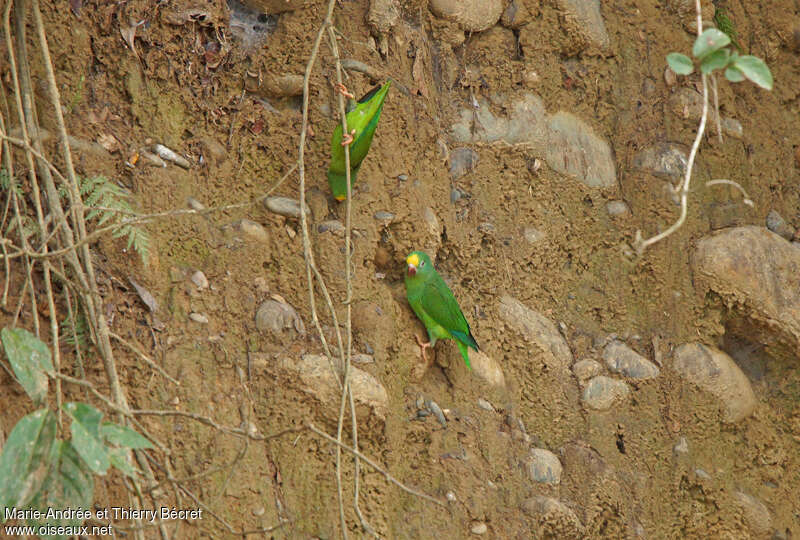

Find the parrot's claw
[[333, 82, 355, 99], [415, 334, 433, 365], [340, 129, 355, 146]]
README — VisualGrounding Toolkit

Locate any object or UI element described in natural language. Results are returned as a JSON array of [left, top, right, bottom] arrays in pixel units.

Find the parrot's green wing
[[327, 81, 391, 200], [420, 276, 479, 365]]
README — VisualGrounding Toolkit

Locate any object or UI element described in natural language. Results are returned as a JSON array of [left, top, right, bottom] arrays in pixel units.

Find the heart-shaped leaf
[[667, 53, 694, 75], [733, 55, 773, 90], [1, 327, 54, 405], [63, 402, 110, 475], [101, 422, 153, 449], [700, 48, 730, 74], [692, 28, 731, 59]]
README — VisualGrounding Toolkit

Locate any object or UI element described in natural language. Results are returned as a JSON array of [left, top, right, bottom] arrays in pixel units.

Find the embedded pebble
[[572, 358, 602, 383], [429, 0, 503, 32], [602, 340, 660, 379], [523, 226, 545, 244], [606, 200, 630, 216], [397, 173, 408, 182], [673, 342, 756, 423], [449, 147, 479, 179], [252, 506, 265, 517], [231, 219, 269, 243], [187, 197, 206, 211], [189, 312, 209, 324], [446, 490, 457, 502], [470, 522, 488, 535], [582, 376, 631, 410], [673, 437, 689, 454], [468, 349, 506, 388], [694, 468, 711, 480], [263, 196, 308, 218], [633, 143, 688, 178], [766, 210, 796, 240], [190, 270, 209, 290], [373, 211, 395, 223], [527, 448, 563, 485], [255, 299, 306, 337], [477, 398, 495, 412], [317, 220, 344, 235], [425, 399, 447, 427], [733, 491, 773, 538], [263, 74, 304, 97]]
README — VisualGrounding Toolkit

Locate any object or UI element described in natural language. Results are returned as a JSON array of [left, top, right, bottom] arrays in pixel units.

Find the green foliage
[[1, 328, 54, 405], [666, 28, 773, 90], [0, 328, 153, 536], [77, 176, 152, 265], [713, 7, 742, 52], [60, 309, 88, 349]]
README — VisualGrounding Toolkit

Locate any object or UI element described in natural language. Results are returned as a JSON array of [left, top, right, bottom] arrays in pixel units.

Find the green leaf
[[733, 55, 773, 90], [700, 48, 731, 74], [666, 53, 694, 75], [108, 447, 141, 478], [692, 28, 731, 59], [27, 441, 94, 537], [101, 421, 154, 449], [1, 327, 54, 405], [0, 409, 57, 517], [63, 402, 110, 475], [725, 66, 746, 82]]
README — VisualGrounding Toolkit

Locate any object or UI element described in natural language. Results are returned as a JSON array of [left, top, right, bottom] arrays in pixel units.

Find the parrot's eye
[[420, 261, 425, 267]]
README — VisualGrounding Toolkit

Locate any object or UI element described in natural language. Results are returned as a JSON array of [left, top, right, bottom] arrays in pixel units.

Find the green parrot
[[404, 251, 479, 369], [327, 80, 391, 201]]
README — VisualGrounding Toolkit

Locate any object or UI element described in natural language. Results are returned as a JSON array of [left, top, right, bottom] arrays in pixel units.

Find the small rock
[[672, 342, 756, 423], [602, 340, 660, 379], [694, 468, 711, 480], [692, 226, 800, 354], [446, 490, 457, 502], [633, 142, 688, 178], [582, 376, 631, 411], [450, 188, 463, 204], [765, 210, 795, 240], [429, 0, 504, 32], [397, 173, 408, 182], [449, 147, 479, 179], [673, 437, 689, 454], [190, 270, 209, 290], [263, 74, 304, 97], [263, 196, 308, 218], [317, 220, 345, 235], [422, 207, 441, 242], [523, 226, 545, 244], [606, 200, 630, 216], [187, 197, 205, 211], [477, 398, 495, 412], [545, 112, 617, 188], [572, 359, 602, 383], [555, 0, 610, 54], [306, 188, 329, 220], [668, 88, 742, 138], [189, 312, 209, 324], [468, 349, 506, 388], [499, 296, 573, 371], [734, 492, 772, 538], [228, 219, 269, 242], [664, 66, 677, 86], [252, 506, 265, 517], [255, 299, 306, 337], [522, 70, 540, 87], [425, 399, 447, 427], [278, 354, 388, 425], [470, 522, 488, 535], [500, 0, 534, 29], [477, 222, 496, 233], [527, 448, 563, 485], [373, 211, 395, 223]]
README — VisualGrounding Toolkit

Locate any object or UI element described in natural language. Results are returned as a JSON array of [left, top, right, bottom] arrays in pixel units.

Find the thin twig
[[705, 179, 754, 206], [634, 0, 708, 254], [307, 422, 446, 508]]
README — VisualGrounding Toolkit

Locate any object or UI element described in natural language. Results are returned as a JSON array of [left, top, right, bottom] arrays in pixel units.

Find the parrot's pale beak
[[407, 264, 417, 277]]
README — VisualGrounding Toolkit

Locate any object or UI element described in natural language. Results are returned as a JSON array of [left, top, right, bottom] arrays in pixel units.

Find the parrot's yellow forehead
[[406, 253, 420, 267]]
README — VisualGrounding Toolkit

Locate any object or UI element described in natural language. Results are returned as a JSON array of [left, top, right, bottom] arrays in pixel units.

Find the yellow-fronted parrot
[[327, 81, 391, 201], [404, 251, 479, 369]]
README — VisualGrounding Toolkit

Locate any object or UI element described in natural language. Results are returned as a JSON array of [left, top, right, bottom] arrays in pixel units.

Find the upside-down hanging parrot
[[327, 80, 391, 201], [404, 251, 479, 369]]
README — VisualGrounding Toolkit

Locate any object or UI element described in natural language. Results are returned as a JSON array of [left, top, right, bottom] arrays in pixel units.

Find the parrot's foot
[[415, 334, 434, 366], [340, 129, 356, 146], [333, 82, 355, 99]]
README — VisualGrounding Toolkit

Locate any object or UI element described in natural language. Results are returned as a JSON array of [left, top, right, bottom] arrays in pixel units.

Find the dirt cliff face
[[1, 0, 798, 537]]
